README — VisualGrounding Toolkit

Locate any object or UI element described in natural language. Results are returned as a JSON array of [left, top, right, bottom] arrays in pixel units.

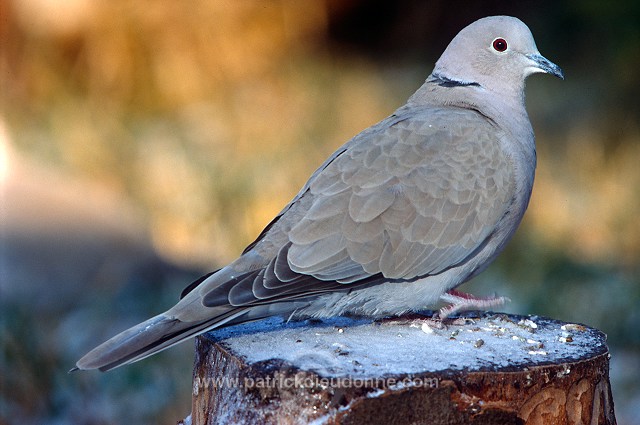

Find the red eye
[[492, 38, 508, 52]]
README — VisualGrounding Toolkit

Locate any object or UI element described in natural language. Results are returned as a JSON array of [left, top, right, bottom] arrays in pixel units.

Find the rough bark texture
[[191, 312, 616, 425]]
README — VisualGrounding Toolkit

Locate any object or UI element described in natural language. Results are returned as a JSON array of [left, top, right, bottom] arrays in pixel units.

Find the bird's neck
[[408, 75, 530, 135]]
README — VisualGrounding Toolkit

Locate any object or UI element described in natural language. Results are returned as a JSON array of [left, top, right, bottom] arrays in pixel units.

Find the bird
[[75, 16, 563, 371]]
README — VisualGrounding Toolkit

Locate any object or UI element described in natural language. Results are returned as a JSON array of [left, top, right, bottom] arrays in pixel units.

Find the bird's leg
[[438, 289, 510, 319]]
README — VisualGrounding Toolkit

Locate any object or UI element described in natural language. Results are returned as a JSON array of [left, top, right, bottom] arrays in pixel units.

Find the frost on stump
[[189, 312, 616, 425]]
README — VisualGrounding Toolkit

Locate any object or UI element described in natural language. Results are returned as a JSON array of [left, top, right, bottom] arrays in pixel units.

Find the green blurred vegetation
[[1, 0, 639, 423]]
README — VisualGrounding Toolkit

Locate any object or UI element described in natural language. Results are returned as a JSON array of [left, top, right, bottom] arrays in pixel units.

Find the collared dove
[[75, 16, 563, 371]]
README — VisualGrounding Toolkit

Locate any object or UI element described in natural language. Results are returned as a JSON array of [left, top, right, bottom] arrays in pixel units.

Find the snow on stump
[[190, 312, 616, 425]]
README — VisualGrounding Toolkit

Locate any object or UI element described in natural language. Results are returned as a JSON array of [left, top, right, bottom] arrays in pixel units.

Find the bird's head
[[431, 16, 564, 95]]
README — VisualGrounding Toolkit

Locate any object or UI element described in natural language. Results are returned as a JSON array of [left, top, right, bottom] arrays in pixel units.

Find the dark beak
[[526, 53, 565, 80]]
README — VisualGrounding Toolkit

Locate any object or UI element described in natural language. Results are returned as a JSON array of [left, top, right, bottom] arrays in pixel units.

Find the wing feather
[[284, 108, 513, 282], [200, 107, 514, 309]]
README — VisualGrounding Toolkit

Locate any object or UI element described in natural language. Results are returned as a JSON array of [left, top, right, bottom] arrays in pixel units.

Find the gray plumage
[[75, 16, 563, 371]]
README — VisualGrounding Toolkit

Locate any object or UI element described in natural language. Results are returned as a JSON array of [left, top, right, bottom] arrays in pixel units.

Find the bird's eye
[[492, 38, 508, 52]]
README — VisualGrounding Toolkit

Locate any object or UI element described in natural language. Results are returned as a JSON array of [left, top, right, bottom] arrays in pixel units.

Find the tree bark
[[191, 312, 616, 425]]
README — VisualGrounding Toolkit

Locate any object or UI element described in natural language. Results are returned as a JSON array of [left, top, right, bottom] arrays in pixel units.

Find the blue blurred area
[[1, 157, 198, 423]]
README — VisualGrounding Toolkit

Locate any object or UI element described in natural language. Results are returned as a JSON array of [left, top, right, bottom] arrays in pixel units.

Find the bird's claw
[[438, 289, 510, 319]]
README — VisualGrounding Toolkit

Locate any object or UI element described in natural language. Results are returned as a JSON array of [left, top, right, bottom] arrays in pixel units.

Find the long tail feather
[[74, 309, 246, 372]]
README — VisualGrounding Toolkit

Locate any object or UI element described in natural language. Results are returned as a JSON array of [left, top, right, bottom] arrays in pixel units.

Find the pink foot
[[438, 289, 510, 319]]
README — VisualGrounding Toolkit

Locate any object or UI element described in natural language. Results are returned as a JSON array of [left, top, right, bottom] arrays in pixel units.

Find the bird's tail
[[73, 309, 246, 372]]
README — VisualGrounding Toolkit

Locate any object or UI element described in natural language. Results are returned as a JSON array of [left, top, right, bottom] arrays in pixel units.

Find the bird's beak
[[525, 53, 564, 80]]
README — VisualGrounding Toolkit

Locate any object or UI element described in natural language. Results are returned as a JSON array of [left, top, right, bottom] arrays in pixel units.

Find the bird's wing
[[75, 104, 516, 372], [198, 106, 515, 308]]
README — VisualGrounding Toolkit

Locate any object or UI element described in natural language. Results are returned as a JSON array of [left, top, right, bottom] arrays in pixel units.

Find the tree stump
[[190, 312, 616, 425]]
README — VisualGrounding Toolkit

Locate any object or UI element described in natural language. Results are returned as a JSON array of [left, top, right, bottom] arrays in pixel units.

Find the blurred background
[[1, 0, 638, 423]]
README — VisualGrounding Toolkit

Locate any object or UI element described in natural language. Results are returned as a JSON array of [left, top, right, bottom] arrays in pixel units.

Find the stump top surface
[[205, 312, 607, 378]]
